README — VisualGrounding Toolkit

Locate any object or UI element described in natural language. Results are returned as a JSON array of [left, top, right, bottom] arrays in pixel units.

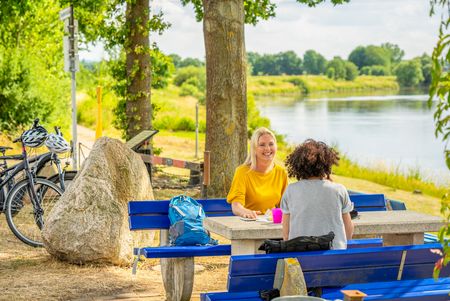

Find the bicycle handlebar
[[54, 126, 62, 136], [33, 118, 40, 128], [12, 137, 21, 143]]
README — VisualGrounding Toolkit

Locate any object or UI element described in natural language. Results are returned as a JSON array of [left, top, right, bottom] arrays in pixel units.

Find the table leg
[[159, 230, 194, 301], [161, 257, 194, 301], [231, 239, 265, 255], [383, 233, 424, 246]]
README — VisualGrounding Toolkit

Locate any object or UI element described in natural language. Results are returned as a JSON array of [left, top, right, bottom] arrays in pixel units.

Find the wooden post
[[95, 86, 103, 139], [341, 290, 367, 301], [202, 151, 210, 198]]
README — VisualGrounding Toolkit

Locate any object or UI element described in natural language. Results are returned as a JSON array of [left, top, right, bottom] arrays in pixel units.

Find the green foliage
[[348, 45, 392, 70], [381, 43, 405, 65], [303, 49, 327, 75], [295, 0, 350, 7], [247, 93, 270, 137], [394, 60, 424, 87], [173, 66, 206, 103], [418, 53, 432, 86], [429, 0, 450, 277], [0, 52, 49, 132], [151, 48, 175, 89], [360, 65, 390, 76], [173, 66, 206, 89], [326, 57, 346, 80], [248, 51, 302, 75], [344, 61, 358, 81], [153, 115, 204, 132], [326, 67, 335, 80], [333, 155, 447, 199], [0, 0, 70, 134]]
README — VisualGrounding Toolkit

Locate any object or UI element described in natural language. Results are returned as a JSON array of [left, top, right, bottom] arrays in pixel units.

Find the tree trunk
[[125, 0, 151, 140], [203, 0, 247, 197]]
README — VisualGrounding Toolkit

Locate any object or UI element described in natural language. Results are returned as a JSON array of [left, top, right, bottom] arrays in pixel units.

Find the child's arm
[[282, 213, 290, 240], [342, 212, 354, 239]]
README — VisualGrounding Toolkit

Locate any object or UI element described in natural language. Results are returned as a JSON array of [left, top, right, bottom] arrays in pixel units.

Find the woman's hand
[[231, 202, 261, 219], [241, 209, 261, 219]]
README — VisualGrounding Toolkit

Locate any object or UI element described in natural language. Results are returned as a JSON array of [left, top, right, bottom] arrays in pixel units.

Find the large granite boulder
[[42, 137, 154, 265]]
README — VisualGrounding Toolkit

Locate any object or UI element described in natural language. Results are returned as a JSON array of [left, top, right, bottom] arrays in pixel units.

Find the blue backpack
[[168, 195, 218, 246]]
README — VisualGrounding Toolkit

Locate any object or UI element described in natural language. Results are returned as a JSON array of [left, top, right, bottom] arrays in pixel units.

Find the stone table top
[[203, 210, 444, 240]]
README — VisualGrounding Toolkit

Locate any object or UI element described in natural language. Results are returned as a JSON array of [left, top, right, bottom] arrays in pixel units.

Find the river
[[257, 91, 449, 185]]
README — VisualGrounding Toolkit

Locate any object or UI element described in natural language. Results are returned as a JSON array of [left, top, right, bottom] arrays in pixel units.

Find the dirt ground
[[0, 177, 230, 301]]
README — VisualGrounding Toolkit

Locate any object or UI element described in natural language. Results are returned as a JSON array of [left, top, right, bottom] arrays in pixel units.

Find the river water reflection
[[257, 92, 449, 185]]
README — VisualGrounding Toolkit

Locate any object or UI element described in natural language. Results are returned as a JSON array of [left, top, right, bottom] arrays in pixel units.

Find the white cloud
[[82, 0, 443, 61]]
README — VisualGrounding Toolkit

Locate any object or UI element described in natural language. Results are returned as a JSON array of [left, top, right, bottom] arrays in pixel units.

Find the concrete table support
[[160, 230, 194, 301]]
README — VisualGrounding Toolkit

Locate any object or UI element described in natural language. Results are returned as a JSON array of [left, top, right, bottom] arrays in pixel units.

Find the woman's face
[[256, 133, 277, 164]]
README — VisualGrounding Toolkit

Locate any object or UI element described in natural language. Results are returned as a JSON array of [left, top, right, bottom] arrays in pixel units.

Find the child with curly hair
[[281, 139, 354, 249]]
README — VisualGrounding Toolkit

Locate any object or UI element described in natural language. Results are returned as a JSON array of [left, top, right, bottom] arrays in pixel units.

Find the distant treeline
[[169, 43, 431, 88]]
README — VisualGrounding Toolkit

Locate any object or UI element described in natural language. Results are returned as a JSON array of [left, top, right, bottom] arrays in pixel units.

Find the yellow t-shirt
[[227, 164, 288, 213]]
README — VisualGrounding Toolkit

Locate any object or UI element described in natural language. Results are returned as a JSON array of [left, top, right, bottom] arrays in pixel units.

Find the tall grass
[[247, 75, 399, 96], [333, 154, 447, 199]]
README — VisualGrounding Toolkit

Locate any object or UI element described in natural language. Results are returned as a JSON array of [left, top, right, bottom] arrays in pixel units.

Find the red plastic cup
[[272, 208, 282, 224]]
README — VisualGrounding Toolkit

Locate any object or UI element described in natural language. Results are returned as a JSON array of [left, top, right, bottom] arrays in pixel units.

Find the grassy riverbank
[[248, 75, 399, 95]]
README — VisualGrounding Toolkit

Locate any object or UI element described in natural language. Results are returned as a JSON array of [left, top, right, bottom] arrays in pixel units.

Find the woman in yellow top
[[227, 127, 288, 219]]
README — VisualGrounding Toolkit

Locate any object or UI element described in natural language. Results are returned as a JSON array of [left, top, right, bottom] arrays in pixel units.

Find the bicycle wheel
[[5, 177, 63, 247], [47, 170, 77, 191]]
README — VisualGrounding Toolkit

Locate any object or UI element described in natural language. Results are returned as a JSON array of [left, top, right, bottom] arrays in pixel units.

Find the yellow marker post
[[95, 86, 103, 139]]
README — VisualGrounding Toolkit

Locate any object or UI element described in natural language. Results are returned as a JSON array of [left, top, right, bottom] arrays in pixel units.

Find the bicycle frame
[[0, 144, 45, 228]]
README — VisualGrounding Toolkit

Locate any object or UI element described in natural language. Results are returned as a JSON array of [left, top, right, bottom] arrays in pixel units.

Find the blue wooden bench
[[200, 243, 450, 301], [128, 198, 234, 301], [351, 193, 387, 211]]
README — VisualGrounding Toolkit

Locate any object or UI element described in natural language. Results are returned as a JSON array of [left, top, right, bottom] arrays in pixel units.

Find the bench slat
[[138, 244, 231, 258], [350, 194, 387, 211], [201, 291, 260, 301], [322, 278, 450, 300], [227, 263, 441, 292], [227, 244, 447, 292], [129, 199, 233, 230], [129, 215, 170, 230], [229, 244, 442, 276], [128, 199, 231, 215]]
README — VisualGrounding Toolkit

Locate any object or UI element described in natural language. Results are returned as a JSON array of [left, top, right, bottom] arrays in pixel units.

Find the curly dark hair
[[285, 139, 340, 180]]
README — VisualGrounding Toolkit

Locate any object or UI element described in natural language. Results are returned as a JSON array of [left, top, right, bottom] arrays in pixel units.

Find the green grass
[[333, 155, 448, 199], [248, 75, 399, 95]]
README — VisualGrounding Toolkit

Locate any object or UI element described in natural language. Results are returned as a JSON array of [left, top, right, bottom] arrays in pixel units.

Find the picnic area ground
[[0, 127, 442, 300]]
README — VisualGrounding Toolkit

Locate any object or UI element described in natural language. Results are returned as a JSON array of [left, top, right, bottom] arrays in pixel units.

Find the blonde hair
[[243, 127, 277, 170]]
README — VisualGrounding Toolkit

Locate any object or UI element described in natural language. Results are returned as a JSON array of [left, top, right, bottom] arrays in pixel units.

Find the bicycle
[[0, 120, 76, 213], [2, 122, 64, 247]]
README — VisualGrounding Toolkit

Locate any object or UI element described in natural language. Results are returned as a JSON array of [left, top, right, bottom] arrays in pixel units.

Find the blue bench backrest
[[129, 194, 387, 229], [227, 243, 448, 292], [128, 198, 232, 230], [350, 194, 387, 211]]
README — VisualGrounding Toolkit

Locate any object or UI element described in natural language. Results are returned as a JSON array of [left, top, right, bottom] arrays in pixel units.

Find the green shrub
[[344, 61, 358, 81], [370, 65, 390, 76], [174, 117, 196, 131], [326, 67, 336, 79], [180, 82, 200, 97], [173, 66, 206, 89]]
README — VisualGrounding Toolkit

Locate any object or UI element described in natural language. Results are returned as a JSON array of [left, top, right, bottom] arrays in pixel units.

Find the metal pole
[[195, 102, 199, 159], [69, 4, 78, 169]]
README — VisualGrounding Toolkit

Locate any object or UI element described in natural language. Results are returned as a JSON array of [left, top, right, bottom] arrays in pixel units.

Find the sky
[[80, 0, 444, 61]]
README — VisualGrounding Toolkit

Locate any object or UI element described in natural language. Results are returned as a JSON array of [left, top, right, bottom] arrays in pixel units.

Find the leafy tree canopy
[[303, 49, 327, 75], [0, 0, 70, 133]]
